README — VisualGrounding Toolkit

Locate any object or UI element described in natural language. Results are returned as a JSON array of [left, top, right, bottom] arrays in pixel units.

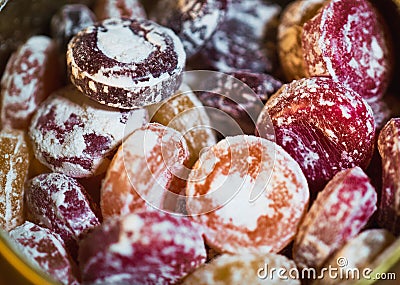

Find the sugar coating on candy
[[277, 0, 327, 81], [148, 83, 216, 166], [182, 251, 300, 285], [152, 0, 227, 57], [25, 173, 100, 258], [0, 130, 29, 231], [67, 18, 186, 109], [193, 0, 280, 72], [258, 77, 375, 192], [377, 118, 400, 235], [51, 4, 96, 53], [315, 229, 394, 285], [29, 85, 148, 178], [196, 71, 282, 135], [79, 210, 206, 284], [101, 123, 190, 219], [302, 0, 393, 101], [368, 98, 391, 129], [0, 36, 61, 130], [293, 167, 377, 270], [94, 0, 146, 21], [186, 135, 309, 254], [9, 221, 79, 285]]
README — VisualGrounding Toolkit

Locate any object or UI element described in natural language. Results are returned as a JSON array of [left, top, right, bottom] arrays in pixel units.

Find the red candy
[[25, 173, 100, 258], [257, 77, 376, 192], [29, 85, 148, 178], [377, 118, 400, 235], [186, 135, 309, 254], [51, 4, 96, 53], [9, 221, 79, 285], [302, 0, 393, 101], [0, 36, 62, 130], [293, 167, 377, 269], [78, 210, 206, 284]]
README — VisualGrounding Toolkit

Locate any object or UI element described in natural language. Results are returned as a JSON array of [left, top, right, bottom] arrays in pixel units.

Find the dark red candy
[[377, 118, 400, 235], [257, 77, 375, 193], [302, 0, 393, 101], [9, 221, 79, 285], [51, 4, 96, 54], [25, 173, 100, 259], [195, 71, 282, 136], [152, 0, 227, 57], [190, 0, 281, 73], [79, 210, 207, 284], [67, 18, 186, 109]]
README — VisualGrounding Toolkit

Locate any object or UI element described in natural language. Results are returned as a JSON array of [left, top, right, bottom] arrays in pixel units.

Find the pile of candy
[[0, 0, 399, 284]]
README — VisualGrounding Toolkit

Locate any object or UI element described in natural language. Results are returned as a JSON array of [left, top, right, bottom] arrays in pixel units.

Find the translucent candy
[[0, 129, 29, 231]]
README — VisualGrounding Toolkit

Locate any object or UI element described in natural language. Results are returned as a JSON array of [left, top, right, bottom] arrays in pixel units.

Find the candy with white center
[[67, 18, 186, 109]]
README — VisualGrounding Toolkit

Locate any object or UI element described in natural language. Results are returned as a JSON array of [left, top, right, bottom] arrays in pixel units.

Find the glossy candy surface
[[257, 77, 375, 192]]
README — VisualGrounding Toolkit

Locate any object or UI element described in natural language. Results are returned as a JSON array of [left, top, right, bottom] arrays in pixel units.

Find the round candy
[[67, 18, 186, 109], [152, 0, 227, 57], [196, 70, 282, 135], [147, 83, 217, 166], [100, 123, 190, 219], [29, 85, 148, 178], [302, 0, 393, 101], [293, 167, 377, 270], [186, 135, 309, 254], [0, 35, 62, 130], [191, 0, 280, 72], [25, 173, 100, 259], [78, 210, 207, 284], [182, 251, 300, 285], [94, 0, 147, 21], [277, 0, 327, 81], [51, 4, 96, 53], [9, 221, 79, 285], [257, 77, 376, 193]]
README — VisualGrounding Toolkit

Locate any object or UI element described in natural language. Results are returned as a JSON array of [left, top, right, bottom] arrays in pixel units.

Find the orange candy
[[148, 83, 216, 166], [186, 135, 309, 254], [0, 130, 30, 231], [100, 123, 190, 219]]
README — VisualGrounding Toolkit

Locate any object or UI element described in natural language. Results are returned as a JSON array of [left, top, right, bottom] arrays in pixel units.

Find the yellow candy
[[0, 130, 30, 231]]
